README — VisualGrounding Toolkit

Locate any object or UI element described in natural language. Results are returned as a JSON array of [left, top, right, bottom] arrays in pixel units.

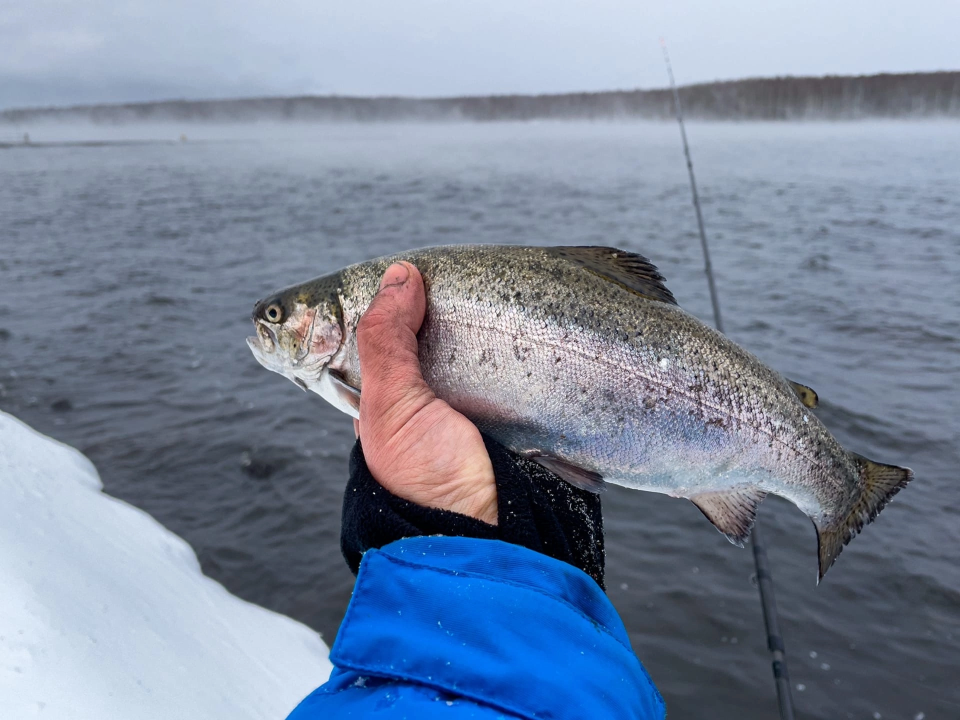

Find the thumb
[[356, 262, 434, 443]]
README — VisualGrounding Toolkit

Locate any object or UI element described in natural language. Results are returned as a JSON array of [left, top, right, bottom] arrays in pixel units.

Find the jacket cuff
[[340, 435, 604, 588], [482, 435, 605, 588], [340, 441, 498, 575]]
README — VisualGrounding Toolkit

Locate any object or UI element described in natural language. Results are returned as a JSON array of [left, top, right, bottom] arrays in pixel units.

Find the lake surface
[[2, 121, 958, 719]]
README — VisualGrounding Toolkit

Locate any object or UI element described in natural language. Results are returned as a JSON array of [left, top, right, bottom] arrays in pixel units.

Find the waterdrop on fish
[[796, 684, 806, 692], [820, 663, 830, 671], [809, 651, 818, 658]]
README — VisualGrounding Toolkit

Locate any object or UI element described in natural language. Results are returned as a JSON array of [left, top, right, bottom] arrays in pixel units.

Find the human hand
[[355, 262, 498, 525]]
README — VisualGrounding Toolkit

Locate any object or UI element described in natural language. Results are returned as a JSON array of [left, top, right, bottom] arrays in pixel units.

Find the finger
[[356, 262, 434, 443]]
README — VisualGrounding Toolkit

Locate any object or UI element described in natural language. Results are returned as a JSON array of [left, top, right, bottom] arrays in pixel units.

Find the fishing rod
[[659, 38, 796, 720]]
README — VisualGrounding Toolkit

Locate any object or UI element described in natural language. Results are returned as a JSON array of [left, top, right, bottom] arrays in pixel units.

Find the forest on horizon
[[2, 71, 958, 124]]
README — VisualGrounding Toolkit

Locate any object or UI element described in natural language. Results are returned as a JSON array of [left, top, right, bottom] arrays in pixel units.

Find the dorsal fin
[[787, 379, 819, 409], [690, 486, 767, 546], [547, 246, 678, 306]]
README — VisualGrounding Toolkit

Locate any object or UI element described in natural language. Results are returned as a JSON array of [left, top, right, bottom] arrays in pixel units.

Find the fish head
[[247, 275, 344, 392]]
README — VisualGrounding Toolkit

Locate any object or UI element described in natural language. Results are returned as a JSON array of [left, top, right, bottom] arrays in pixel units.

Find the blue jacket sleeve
[[286, 536, 665, 720]]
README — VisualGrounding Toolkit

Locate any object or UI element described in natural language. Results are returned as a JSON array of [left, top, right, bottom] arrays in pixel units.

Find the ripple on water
[[1, 121, 958, 719]]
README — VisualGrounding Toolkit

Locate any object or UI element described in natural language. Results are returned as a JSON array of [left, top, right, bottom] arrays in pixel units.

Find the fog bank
[[2, 72, 958, 126]]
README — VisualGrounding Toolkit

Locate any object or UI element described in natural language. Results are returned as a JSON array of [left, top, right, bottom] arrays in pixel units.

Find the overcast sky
[[2, 0, 958, 109]]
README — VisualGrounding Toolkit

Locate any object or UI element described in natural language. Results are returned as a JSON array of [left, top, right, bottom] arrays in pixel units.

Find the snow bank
[[0, 410, 332, 719]]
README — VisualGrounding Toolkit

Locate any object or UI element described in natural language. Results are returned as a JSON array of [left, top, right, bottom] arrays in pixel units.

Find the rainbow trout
[[247, 245, 912, 580]]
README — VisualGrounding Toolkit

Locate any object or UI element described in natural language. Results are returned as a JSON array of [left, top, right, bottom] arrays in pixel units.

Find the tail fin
[[815, 453, 913, 582]]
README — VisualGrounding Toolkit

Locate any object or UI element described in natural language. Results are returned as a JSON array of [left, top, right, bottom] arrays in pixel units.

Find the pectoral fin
[[328, 371, 361, 413], [690, 486, 767, 546], [531, 455, 607, 494], [788, 379, 819, 408]]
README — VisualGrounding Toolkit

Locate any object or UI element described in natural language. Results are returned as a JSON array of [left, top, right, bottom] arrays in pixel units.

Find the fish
[[247, 245, 913, 580]]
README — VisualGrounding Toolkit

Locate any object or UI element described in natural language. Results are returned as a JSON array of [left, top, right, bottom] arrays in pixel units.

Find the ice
[[0, 410, 332, 720]]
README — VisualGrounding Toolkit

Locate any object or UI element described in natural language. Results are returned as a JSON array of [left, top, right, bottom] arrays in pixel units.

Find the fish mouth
[[260, 320, 279, 347], [247, 313, 321, 374], [247, 306, 332, 394], [247, 321, 279, 368]]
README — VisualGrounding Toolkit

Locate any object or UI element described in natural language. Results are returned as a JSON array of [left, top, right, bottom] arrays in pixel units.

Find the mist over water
[[1, 121, 958, 718]]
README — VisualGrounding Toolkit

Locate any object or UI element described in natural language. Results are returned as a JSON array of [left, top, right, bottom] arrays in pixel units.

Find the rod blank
[[659, 37, 795, 720]]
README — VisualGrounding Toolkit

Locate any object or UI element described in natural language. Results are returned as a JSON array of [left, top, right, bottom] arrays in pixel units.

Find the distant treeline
[[3, 72, 959, 124]]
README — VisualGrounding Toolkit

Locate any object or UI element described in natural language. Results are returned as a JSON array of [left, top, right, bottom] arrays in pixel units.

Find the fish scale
[[247, 244, 913, 581]]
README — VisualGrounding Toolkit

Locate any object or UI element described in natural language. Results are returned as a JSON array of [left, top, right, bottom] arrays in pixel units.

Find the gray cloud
[[1, 0, 958, 109]]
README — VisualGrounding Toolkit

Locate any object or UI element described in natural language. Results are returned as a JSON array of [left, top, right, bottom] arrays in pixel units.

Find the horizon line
[[3, 69, 958, 116]]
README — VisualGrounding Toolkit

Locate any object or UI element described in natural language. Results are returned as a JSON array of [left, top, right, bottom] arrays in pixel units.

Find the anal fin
[[787, 379, 819, 408], [690, 486, 767, 546], [531, 455, 607, 494]]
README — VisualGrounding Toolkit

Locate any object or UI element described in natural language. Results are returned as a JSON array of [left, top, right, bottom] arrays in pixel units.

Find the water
[[2, 121, 958, 718]]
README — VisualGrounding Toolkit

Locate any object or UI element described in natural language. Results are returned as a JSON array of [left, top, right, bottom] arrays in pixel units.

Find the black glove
[[341, 433, 605, 588]]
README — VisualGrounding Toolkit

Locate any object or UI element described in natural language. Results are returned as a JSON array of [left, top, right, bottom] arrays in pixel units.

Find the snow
[[0, 410, 332, 719]]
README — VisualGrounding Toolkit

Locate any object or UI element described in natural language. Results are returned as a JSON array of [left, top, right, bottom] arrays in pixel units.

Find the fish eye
[[263, 303, 284, 323]]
